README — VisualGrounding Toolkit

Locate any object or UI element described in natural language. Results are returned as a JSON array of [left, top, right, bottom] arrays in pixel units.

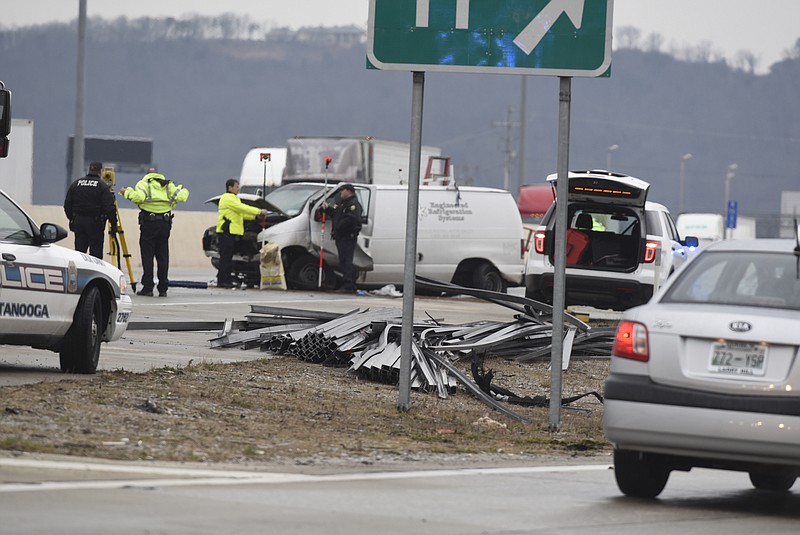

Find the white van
[[676, 213, 757, 249], [238, 147, 287, 195], [260, 183, 525, 292], [675, 213, 724, 249]]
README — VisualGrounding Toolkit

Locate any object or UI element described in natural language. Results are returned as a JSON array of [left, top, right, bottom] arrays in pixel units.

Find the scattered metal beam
[[204, 278, 615, 418]]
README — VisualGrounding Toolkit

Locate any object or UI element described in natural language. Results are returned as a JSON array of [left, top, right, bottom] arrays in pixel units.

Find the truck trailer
[[283, 136, 441, 185]]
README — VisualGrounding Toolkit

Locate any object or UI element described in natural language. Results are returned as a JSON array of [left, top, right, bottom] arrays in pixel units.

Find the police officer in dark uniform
[[64, 161, 117, 259], [324, 184, 363, 293]]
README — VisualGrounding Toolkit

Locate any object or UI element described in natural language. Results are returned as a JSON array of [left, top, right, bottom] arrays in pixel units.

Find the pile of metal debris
[[209, 278, 615, 420]]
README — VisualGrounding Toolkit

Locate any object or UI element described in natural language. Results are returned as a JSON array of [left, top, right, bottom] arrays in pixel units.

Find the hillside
[[1, 18, 799, 230]]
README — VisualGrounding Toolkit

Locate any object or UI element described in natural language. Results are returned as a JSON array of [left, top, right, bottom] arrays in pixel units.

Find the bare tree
[[615, 26, 641, 49], [783, 37, 800, 60], [732, 50, 760, 74], [643, 33, 664, 53]]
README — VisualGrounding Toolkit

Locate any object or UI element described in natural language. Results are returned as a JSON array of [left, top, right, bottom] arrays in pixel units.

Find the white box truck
[[0, 118, 34, 204], [677, 212, 756, 249], [283, 136, 441, 185], [256, 182, 525, 292], [237, 147, 287, 195]]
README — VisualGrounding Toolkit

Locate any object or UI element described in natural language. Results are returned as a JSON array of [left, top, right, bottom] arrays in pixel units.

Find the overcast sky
[[4, 1, 800, 72]]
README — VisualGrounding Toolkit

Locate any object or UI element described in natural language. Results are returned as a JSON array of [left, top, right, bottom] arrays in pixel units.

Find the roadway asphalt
[[0, 268, 571, 385]]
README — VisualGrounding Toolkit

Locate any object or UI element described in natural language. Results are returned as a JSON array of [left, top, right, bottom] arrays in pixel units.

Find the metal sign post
[[398, 71, 425, 410], [548, 77, 571, 431]]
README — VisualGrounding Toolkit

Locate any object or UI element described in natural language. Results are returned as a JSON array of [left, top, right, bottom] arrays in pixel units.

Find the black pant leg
[[74, 232, 89, 255], [155, 221, 171, 294], [336, 238, 357, 292], [87, 221, 105, 260], [217, 232, 234, 286], [72, 216, 92, 255], [138, 221, 157, 291]]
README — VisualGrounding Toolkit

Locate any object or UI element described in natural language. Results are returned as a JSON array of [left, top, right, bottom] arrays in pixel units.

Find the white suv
[[0, 190, 133, 373], [525, 171, 697, 311]]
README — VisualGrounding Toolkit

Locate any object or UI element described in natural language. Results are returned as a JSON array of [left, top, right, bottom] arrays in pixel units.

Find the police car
[[525, 171, 698, 310], [0, 189, 133, 373]]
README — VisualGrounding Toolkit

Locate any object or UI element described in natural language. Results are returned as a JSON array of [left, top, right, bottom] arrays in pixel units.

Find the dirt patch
[[0, 353, 611, 469]]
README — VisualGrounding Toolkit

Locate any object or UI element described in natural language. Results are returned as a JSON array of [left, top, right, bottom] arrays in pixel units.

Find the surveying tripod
[[102, 167, 137, 292]]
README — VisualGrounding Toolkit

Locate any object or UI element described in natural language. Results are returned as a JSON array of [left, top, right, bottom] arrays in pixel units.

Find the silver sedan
[[604, 238, 800, 498]]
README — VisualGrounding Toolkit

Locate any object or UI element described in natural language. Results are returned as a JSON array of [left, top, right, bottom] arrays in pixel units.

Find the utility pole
[[493, 105, 518, 191], [517, 76, 528, 197], [71, 0, 87, 189]]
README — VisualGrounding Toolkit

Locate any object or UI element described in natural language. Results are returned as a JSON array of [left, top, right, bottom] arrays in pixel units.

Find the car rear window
[[662, 250, 800, 310], [645, 210, 662, 237]]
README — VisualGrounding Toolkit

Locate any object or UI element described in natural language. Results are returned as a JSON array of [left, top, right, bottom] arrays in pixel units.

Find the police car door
[[309, 186, 373, 271], [0, 208, 76, 337]]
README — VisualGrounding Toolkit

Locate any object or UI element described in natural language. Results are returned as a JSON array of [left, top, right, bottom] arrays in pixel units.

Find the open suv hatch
[[525, 170, 697, 311]]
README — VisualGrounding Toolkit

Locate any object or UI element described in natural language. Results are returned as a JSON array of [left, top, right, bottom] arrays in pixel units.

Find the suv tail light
[[643, 239, 659, 263], [534, 231, 547, 254], [613, 320, 649, 361]]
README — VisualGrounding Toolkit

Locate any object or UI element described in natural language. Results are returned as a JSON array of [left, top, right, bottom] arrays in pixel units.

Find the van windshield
[[265, 184, 326, 217]]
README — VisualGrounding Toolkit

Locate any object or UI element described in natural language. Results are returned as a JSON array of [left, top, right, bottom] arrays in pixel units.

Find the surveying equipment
[[318, 155, 332, 288], [102, 166, 137, 292], [259, 152, 271, 200]]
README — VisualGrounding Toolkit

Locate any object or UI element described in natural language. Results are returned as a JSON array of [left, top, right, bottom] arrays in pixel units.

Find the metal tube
[[71, 0, 87, 190], [549, 77, 572, 432]]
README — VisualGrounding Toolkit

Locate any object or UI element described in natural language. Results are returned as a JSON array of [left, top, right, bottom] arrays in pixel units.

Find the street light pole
[[723, 163, 738, 239], [607, 144, 619, 172], [71, 0, 87, 191], [679, 153, 692, 215], [493, 106, 517, 191]]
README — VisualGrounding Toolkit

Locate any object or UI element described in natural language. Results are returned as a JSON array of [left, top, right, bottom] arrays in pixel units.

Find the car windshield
[[662, 250, 800, 310], [264, 184, 326, 216], [0, 192, 36, 243]]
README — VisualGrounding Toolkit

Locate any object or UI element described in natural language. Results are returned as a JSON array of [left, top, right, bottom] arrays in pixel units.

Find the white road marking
[[0, 457, 610, 493]]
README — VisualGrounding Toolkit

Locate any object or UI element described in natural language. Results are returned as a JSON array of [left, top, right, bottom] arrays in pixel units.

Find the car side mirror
[[683, 236, 699, 248], [39, 223, 68, 244], [0, 85, 10, 137], [0, 84, 10, 159]]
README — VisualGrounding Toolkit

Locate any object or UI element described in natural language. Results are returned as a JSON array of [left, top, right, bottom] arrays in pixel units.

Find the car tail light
[[643, 240, 659, 263], [534, 231, 547, 254], [613, 320, 649, 361]]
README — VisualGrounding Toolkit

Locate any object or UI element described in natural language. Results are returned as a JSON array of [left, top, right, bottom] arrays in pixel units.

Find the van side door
[[308, 186, 374, 271]]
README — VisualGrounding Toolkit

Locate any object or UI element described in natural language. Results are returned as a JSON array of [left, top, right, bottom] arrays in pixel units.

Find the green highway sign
[[368, 0, 613, 77]]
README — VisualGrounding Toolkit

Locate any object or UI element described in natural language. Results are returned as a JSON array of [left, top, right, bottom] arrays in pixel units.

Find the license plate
[[708, 342, 767, 376]]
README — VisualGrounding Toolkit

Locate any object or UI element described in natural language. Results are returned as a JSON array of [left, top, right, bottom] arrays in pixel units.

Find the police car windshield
[[0, 192, 35, 243], [265, 184, 326, 217]]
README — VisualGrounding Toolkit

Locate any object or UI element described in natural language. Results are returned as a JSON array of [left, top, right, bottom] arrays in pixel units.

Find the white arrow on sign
[[513, 0, 585, 55], [416, 0, 470, 29]]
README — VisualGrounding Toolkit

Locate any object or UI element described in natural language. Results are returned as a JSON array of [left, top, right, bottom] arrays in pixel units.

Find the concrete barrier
[[23, 204, 217, 269]]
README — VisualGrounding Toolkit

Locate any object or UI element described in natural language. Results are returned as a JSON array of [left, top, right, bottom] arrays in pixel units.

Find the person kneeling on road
[[216, 178, 267, 288]]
